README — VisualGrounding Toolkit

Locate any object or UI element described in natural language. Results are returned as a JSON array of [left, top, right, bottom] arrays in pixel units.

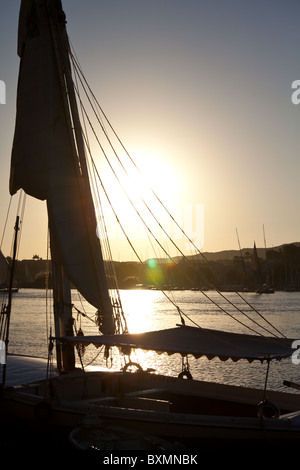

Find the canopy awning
[[59, 325, 295, 363]]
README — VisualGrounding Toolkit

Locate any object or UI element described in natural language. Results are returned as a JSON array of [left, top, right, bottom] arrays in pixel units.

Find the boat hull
[[1, 359, 300, 450], [2, 391, 300, 450]]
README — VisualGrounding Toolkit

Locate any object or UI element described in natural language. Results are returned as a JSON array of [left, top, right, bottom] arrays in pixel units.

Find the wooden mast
[[46, 0, 114, 371], [46, 1, 77, 372], [0, 216, 20, 390]]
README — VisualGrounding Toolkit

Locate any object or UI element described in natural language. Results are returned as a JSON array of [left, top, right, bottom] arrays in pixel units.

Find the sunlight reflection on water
[[6, 288, 300, 392]]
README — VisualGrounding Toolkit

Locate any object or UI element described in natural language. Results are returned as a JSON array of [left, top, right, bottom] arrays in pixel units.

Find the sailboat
[[1, 0, 300, 452]]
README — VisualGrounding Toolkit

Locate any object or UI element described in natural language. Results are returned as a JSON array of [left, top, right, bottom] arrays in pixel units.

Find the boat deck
[[4, 354, 53, 387]]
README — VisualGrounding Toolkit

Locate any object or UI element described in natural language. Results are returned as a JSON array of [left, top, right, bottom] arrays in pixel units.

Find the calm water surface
[[5, 288, 300, 393]]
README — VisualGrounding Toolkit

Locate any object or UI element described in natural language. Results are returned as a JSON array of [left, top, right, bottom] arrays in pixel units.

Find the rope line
[[67, 45, 285, 339]]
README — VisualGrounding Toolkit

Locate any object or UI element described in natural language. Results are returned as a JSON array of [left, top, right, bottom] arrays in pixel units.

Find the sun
[[131, 149, 178, 206], [92, 146, 183, 261]]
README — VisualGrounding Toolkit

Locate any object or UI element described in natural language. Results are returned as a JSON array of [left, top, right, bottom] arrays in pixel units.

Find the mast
[[252, 242, 262, 289], [10, 0, 115, 372], [0, 216, 19, 390], [51, 244, 75, 372], [44, 1, 78, 372], [236, 228, 246, 289], [263, 224, 270, 289], [46, 0, 114, 371], [47, 1, 114, 330]]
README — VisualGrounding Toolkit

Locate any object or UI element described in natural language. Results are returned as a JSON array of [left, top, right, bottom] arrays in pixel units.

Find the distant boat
[[252, 237, 274, 294], [1, 0, 300, 452], [0, 288, 18, 294], [256, 284, 274, 294], [260, 225, 275, 293]]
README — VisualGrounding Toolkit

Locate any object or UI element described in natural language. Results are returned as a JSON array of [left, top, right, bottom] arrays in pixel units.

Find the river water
[[5, 288, 300, 393]]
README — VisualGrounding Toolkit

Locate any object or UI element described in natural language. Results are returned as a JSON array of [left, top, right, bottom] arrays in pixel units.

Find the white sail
[[10, 0, 114, 334]]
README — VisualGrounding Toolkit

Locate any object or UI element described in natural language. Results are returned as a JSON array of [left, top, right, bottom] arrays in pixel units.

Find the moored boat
[[1, 0, 300, 452]]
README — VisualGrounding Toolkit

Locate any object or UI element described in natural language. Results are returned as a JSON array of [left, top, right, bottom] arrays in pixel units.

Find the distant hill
[[12, 241, 300, 290], [168, 242, 300, 263]]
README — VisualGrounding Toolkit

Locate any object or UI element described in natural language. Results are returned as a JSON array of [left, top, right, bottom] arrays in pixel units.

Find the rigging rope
[[74, 75, 128, 336], [0, 196, 13, 253], [67, 41, 286, 340]]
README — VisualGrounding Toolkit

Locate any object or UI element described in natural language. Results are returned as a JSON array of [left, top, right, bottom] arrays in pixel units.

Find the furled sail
[[10, 0, 114, 334]]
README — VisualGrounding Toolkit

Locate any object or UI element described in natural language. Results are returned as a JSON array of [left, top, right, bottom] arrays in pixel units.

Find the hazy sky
[[1, 0, 300, 261]]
